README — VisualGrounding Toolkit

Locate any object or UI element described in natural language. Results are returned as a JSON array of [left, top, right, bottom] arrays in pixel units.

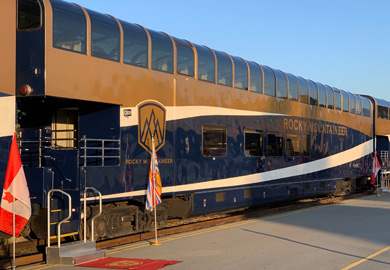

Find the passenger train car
[[0, 0, 389, 240]]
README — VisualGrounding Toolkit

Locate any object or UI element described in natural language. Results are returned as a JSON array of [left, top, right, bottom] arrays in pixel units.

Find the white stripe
[[83, 140, 373, 202], [0, 96, 15, 137]]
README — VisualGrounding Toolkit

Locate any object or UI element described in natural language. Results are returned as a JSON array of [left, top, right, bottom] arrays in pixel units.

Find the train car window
[[275, 70, 288, 99], [174, 37, 194, 76], [244, 130, 263, 157], [195, 45, 215, 83], [286, 73, 299, 101], [121, 21, 148, 68], [267, 132, 283, 156], [232, 56, 248, 90], [333, 88, 342, 110], [202, 126, 227, 157], [302, 134, 310, 156], [325, 86, 334, 109], [215, 50, 232, 87], [297, 77, 309, 104], [341, 90, 349, 112], [88, 9, 120, 62], [347, 92, 356, 114], [262, 66, 276, 97], [308, 80, 318, 106], [355, 95, 362, 115], [248, 62, 262, 93], [286, 133, 301, 157], [52, 0, 86, 53], [149, 30, 173, 73], [377, 99, 389, 119], [317, 83, 326, 108], [18, 0, 41, 30], [361, 97, 371, 117]]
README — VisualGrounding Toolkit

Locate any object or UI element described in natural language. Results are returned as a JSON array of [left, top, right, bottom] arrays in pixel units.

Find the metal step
[[46, 240, 106, 265]]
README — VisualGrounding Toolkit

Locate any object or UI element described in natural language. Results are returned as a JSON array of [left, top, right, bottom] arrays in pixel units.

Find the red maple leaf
[[3, 191, 17, 204]]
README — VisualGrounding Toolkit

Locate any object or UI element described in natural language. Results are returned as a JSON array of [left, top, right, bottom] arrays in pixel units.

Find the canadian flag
[[371, 153, 381, 185], [0, 133, 31, 237]]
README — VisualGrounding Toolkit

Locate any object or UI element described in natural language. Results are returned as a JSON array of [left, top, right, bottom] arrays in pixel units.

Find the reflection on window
[[149, 30, 173, 73], [267, 132, 283, 156], [245, 130, 263, 157], [18, 0, 41, 30], [176, 42, 194, 76], [262, 66, 276, 97], [121, 21, 148, 68], [88, 9, 120, 61], [308, 80, 318, 106], [341, 90, 349, 112], [355, 96, 362, 115], [195, 45, 215, 83], [333, 88, 341, 110], [248, 62, 262, 93], [232, 56, 248, 90], [52, 0, 86, 53], [361, 97, 371, 117], [286, 133, 300, 157], [317, 83, 326, 108], [202, 126, 226, 157], [348, 92, 356, 114], [215, 51, 232, 87], [287, 73, 298, 101], [275, 70, 287, 99], [298, 77, 309, 104], [325, 86, 334, 109], [378, 105, 388, 119]]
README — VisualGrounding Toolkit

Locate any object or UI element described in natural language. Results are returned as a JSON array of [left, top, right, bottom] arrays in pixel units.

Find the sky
[[65, 0, 390, 101]]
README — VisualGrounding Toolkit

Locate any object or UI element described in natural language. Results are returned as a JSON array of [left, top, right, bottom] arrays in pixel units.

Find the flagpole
[[151, 136, 161, 246], [12, 191, 15, 270]]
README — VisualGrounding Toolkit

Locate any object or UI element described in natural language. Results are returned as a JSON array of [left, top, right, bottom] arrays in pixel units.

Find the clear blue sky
[[65, 0, 390, 101]]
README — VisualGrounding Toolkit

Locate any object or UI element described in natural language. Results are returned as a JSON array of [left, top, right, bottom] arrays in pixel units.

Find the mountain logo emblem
[[138, 101, 166, 153]]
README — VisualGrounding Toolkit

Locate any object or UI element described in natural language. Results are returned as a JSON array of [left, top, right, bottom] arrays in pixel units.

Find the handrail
[[80, 135, 120, 167], [47, 189, 72, 248], [83, 187, 102, 242]]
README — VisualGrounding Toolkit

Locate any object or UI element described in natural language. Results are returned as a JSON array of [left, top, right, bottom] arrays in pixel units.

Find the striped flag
[[0, 133, 31, 237], [146, 137, 162, 211], [371, 153, 381, 185]]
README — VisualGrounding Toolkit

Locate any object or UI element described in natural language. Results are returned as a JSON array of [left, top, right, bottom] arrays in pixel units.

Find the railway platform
[[20, 193, 390, 270]]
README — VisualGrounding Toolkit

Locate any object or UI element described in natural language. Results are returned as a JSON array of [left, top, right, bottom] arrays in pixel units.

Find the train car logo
[[138, 101, 166, 153]]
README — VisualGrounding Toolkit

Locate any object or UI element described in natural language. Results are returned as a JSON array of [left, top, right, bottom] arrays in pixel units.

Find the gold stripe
[[340, 246, 390, 270], [49, 232, 78, 239], [49, 220, 70, 225]]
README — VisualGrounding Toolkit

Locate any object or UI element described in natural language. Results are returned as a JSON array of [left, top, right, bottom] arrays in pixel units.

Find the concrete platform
[[21, 193, 390, 270]]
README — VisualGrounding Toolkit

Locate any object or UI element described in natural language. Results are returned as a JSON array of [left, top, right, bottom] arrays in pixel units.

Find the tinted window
[[333, 88, 342, 110], [286, 133, 301, 157], [121, 21, 148, 68], [348, 92, 356, 114], [287, 73, 298, 101], [378, 105, 388, 119], [262, 66, 276, 97], [215, 51, 232, 87], [325, 86, 334, 109], [175, 38, 194, 76], [18, 0, 41, 30], [267, 132, 283, 156], [308, 80, 318, 106], [355, 95, 362, 115], [275, 70, 287, 99], [52, 0, 86, 53], [195, 45, 215, 83], [88, 9, 120, 61], [248, 62, 262, 93], [202, 126, 227, 157], [245, 130, 263, 157], [341, 90, 349, 112], [317, 83, 326, 108], [149, 30, 173, 73], [232, 56, 248, 90], [298, 77, 309, 104], [361, 97, 371, 117]]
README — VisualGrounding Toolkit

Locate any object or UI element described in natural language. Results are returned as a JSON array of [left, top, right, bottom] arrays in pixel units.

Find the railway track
[[0, 191, 373, 269]]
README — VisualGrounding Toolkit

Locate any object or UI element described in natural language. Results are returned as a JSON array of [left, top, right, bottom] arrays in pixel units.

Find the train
[[0, 0, 389, 242]]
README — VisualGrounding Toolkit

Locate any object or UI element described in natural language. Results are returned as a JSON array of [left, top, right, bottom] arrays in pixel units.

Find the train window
[[267, 132, 283, 156], [195, 45, 215, 83], [248, 62, 262, 93], [302, 134, 310, 156], [347, 92, 356, 114], [377, 99, 389, 119], [317, 83, 326, 108], [262, 66, 276, 97], [202, 126, 227, 157], [286, 133, 301, 157], [333, 88, 342, 110], [121, 21, 148, 68], [232, 56, 248, 90], [18, 0, 41, 30], [275, 70, 288, 99], [287, 73, 299, 101], [298, 77, 309, 104], [341, 90, 349, 112], [52, 0, 86, 53], [308, 80, 318, 106], [174, 37, 194, 76], [149, 30, 173, 73], [215, 51, 232, 87], [244, 130, 263, 157], [361, 97, 371, 117], [88, 9, 120, 61], [325, 86, 334, 109], [355, 95, 362, 115]]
